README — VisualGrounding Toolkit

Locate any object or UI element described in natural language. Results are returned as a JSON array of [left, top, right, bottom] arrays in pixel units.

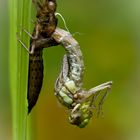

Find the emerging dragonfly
[[52, 28, 113, 128], [17, 0, 58, 113]]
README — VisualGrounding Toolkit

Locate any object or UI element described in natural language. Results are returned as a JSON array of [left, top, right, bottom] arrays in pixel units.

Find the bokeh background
[[0, 0, 140, 140]]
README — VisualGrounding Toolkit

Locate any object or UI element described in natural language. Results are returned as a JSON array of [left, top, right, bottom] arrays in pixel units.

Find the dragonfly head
[[35, 0, 58, 37], [69, 102, 93, 128]]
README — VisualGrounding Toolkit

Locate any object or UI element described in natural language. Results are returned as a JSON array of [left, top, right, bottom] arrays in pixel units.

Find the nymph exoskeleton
[[52, 28, 113, 128], [17, 0, 58, 113]]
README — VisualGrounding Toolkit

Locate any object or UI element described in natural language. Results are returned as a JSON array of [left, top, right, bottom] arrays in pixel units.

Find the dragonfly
[[52, 28, 113, 128], [17, 0, 58, 113]]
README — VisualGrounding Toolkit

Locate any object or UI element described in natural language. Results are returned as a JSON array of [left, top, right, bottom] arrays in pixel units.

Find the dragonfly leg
[[19, 21, 40, 39], [87, 81, 112, 96], [71, 103, 81, 113], [86, 81, 112, 117], [22, 28, 35, 39], [96, 89, 108, 117], [16, 33, 35, 54], [16, 33, 30, 53]]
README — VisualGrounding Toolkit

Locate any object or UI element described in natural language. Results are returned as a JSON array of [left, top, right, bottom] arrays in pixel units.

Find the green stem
[[9, 0, 32, 139]]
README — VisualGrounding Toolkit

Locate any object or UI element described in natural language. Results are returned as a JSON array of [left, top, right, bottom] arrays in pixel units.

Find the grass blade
[[9, 0, 32, 139]]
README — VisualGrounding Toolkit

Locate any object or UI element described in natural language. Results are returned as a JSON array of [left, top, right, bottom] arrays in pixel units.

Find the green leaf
[[9, 0, 32, 139]]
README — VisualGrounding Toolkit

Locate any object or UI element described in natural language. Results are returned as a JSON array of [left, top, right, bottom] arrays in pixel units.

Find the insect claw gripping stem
[[52, 28, 113, 128], [16, 33, 32, 54], [18, 25, 37, 39], [22, 28, 36, 40]]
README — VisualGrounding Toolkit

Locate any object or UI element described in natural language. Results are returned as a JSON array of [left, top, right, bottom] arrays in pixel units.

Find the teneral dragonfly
[[52, 28, 113, 128]]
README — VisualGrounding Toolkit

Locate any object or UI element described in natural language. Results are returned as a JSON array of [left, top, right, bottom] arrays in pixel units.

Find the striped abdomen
[[28, 48, 43, 113], [63, 39, 84, 87], [52, 28, 85, 87]]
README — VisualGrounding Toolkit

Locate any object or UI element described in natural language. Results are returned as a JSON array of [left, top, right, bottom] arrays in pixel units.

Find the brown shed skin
[[27, 0, 58, 113]]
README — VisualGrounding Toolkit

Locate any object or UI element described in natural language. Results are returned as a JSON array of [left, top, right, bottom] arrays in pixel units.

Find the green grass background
[[0, 0, 140, 140]]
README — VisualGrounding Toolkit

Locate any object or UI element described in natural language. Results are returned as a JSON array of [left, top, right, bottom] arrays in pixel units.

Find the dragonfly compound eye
[[69, 112, 90, 128], [69, 102, 93, 128]]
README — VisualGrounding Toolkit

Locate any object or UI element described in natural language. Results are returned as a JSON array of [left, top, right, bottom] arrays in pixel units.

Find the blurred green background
[[0, 0, 140, 140]]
